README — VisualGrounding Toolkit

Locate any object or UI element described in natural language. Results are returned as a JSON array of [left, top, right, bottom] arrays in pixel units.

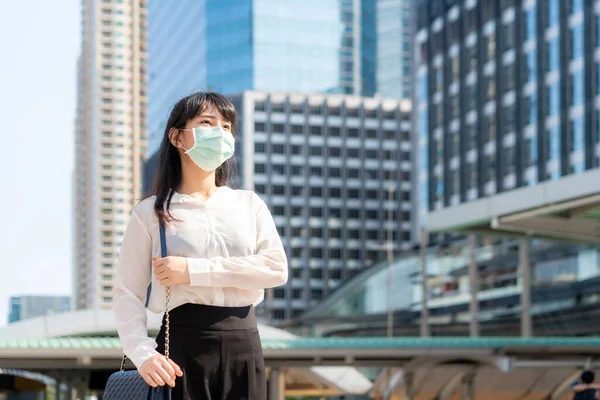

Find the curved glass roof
[[300, 245, 491, 320], [298, 240, 600, 327]]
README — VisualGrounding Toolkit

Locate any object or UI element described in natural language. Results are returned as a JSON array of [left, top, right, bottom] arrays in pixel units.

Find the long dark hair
[[149, 91, 237, 226]]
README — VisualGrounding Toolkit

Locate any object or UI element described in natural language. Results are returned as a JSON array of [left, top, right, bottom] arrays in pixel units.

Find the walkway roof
[[427, 168, 600, 243], [3, 336, 600, 398], [0, 309, 373, 395]]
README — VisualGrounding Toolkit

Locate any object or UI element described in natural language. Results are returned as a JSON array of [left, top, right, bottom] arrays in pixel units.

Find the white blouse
[[113, 186, 288, 368]]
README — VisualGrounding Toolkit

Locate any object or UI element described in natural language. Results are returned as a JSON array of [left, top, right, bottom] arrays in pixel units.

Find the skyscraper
[[362, 0, 414, 99], [146, 0, 412, 156], [74, 0, 147, 310]]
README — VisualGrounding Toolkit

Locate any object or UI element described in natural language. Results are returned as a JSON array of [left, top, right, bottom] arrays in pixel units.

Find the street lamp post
[[385, 186, 395, 338]]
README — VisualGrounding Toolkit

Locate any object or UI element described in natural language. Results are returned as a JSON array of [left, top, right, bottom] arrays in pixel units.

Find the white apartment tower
[[74, 0, 147, 310]]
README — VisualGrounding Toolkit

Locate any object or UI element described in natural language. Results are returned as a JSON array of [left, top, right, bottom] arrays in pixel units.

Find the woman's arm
[[112, 209, 160, 369], [186, 196, 288, 290]]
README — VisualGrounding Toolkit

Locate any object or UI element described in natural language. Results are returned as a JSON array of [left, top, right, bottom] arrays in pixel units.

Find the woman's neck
[[178, 162, 218, 197]]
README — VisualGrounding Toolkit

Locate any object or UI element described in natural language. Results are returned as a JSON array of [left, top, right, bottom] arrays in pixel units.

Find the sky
[[0, 0, 80, 326]]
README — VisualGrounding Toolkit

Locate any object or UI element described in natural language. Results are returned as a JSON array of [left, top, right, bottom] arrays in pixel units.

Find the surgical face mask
[[180, 126, 235, 171]]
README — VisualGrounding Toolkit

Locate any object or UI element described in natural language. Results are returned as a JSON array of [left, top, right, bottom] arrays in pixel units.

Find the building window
[[273, 144, 285, 153], [310, 207, 323, 217], [291, 103, 304, 114], [255, 142, 266, 153], [327, 107, 341, 116], [272, 103, 285, 113], [310, 187, 322, 196]]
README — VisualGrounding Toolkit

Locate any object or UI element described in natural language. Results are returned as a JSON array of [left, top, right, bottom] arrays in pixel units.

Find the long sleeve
[[112, 209, 160, 369], [187, 196, 288, 290]]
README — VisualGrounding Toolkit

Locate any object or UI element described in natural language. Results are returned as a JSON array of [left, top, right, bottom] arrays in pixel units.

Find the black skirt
[[155, 303, 266, 400]]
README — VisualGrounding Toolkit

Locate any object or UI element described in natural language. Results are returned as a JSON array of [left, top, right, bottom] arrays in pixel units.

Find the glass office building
[[8, 296, 71, 324], [415, 0, 600, 214], [402, 0, 600, 340], [147, 0, 412, 156]]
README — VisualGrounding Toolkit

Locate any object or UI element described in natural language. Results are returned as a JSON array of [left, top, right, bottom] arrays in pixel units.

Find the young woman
[[113, 91, 288, 399]]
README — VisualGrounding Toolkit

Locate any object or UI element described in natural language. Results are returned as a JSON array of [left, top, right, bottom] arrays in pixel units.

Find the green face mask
[[180, 126, 235, 171]]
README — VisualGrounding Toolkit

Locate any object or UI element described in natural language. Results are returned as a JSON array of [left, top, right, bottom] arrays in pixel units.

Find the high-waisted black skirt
[[155, 303, 266, 400]]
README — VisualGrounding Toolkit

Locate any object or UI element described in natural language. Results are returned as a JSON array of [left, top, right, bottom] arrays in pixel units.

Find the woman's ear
[[168, 127, 181, 148]]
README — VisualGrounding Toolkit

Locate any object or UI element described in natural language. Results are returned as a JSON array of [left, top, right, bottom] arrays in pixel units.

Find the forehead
[[195, 104, 227, 120]]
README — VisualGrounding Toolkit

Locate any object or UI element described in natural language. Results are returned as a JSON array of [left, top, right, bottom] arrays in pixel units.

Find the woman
[[113, 91, 288, 399]]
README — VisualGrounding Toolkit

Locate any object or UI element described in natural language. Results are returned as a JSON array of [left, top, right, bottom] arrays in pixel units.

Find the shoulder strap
[[160, 224, 167, 257], [145, 225, 168, 305]]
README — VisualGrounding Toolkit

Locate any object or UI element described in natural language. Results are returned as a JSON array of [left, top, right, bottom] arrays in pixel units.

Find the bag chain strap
[[119, 286, 170, 372], [119, 222, 171, 372]]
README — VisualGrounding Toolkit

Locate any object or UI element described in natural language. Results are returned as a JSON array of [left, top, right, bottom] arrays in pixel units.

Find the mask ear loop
[[177, 128, 195, 153]]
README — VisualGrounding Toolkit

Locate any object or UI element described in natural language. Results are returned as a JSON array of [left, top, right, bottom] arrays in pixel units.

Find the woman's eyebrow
[[195, 113, 217, 119], [194, 113, 231, 124]]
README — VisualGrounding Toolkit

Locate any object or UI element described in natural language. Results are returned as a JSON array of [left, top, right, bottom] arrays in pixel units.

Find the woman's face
[[177, 105, 233, 151]]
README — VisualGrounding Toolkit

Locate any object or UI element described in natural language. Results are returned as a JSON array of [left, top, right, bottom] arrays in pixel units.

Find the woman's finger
[[168, 359, 184, 376], [143, 372, 158, 387], [155, 270, 168, 280], [160, 357, 176, 378], [156, 364, 175, 387], [152, 370, 166, 386]]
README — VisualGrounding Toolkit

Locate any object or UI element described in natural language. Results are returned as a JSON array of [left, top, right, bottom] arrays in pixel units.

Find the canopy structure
[[0, 308, 372, 397], [427, 168, 600, 243], [2, 336, 600, 398]]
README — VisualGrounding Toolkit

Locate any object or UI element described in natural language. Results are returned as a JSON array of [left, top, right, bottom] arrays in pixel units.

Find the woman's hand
[[153, 256, 190, 286], [139, 354, 183, 387]]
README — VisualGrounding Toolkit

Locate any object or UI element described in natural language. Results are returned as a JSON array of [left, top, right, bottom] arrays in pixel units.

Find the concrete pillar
[[404, 373, 415, 400], [462, 374, 475, 400], [419, 228, 430, 337], [68, 385, 77, 400], [268, 368, 285, 400], [72, 384, 88, 400], [468, 234, 480, 337], [54, 380, 62, 400], [519, 239, 532, 337]]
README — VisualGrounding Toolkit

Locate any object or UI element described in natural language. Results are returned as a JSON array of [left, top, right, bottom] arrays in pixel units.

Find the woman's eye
[[201, 120, 212, 125], [223, 125, 231, 130]]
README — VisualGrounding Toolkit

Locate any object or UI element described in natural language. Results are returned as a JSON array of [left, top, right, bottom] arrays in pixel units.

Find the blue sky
[[0, 0, 79, 325]]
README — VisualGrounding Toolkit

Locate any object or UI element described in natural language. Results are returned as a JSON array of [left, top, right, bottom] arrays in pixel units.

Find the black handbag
[[104, 225, 172, 400]]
